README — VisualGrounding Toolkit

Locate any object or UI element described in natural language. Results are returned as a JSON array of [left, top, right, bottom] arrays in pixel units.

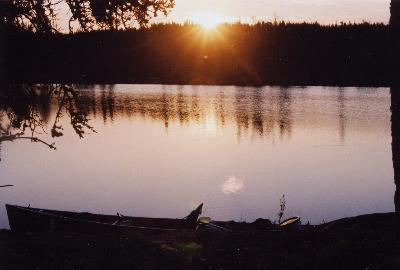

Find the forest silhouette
[[1, 22, 399, 86], [1, 1, 400, 86]]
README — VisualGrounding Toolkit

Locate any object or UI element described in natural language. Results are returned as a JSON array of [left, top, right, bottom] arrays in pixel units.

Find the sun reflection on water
[[222, 175, 245, 194], [204, 114, 218, 135]]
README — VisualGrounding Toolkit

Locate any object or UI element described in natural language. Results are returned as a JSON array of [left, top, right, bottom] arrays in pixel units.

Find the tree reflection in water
[[2, 84, 399, 211], [0, 84, 298, 160], [0, 84, 95, 161], [0, 84, 324, 157], [338, 88, 347, 145]]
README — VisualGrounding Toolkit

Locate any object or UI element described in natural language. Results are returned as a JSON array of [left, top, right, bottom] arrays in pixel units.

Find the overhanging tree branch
[[1, 0, 175, 33], [0, 84, 96, 161], [0, 134, 56, 150]]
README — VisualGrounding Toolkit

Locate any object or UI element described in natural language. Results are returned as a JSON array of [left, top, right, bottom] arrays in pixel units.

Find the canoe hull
[[6, 204, 196, 234]]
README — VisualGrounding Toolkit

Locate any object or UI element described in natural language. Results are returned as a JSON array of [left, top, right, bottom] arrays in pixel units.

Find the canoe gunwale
[[6, 204, 189, 232]]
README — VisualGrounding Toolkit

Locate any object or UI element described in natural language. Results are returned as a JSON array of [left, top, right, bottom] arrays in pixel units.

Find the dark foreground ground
[[1, 213, 400, 270]]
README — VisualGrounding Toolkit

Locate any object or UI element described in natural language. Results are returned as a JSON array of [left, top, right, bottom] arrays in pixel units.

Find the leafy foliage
[[0, 0, 175, 33], [0, 0, 58, 33]]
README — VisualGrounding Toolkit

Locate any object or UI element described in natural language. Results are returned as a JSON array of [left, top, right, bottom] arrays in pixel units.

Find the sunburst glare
[[191, 12, 227, 30]]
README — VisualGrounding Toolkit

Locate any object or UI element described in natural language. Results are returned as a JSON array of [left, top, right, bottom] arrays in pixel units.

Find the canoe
[[5, 203, 203, 234]]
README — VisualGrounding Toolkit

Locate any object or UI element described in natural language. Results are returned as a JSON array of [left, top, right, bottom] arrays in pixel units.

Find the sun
[[191, 12, 226, 30]]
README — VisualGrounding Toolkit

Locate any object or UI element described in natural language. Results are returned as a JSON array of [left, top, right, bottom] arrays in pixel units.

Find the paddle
[[0, 185, 13, 188]]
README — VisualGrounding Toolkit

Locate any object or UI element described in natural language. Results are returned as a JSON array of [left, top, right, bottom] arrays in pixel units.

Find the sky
[[156, 0, 390, 24], [57, 0, 391, 31]]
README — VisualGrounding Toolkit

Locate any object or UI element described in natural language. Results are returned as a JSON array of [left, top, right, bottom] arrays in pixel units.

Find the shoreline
[[1, 211, 399, 269], [2, 80, 396, 88]]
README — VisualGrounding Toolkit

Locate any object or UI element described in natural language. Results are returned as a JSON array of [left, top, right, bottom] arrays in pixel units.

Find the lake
[[0, 84, 396, 228]]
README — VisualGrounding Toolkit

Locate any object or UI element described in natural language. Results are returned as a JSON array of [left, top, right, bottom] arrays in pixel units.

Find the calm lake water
[[0, 84, 395, 227]]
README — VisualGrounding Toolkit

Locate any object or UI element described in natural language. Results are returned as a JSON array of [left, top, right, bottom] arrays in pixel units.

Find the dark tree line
[[0, 0, 174, 82], [2, 22, 399, 86], [1, 1, 400, 86]]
